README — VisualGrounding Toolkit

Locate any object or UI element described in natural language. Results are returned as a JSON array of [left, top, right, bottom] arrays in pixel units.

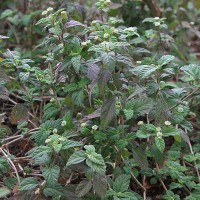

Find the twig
[[168, 88, 200, 111], [156, 163, 167, 191], [0, 148, 21, 184], [184, 129, 200, 183], [114, 146, 146, 192]]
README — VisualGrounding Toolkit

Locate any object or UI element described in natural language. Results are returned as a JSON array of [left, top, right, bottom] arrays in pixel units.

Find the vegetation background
[[0, 0, 200, 199]]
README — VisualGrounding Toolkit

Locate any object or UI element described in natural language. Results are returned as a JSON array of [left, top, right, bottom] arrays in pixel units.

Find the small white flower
[[92, 125, 98, 130], [183, 101, 189, 106], [50, 98, 55, 102], [136, 61, 142, 64], [81, 41, 87, 46], [154, 17, 160, 20], [124, 27, 137, 32], [137, 121, 144, 126], [164, 121, 171, 126], [103, 33, 109, 38], [92, 20, 97, 25], [45, 138, 51, 143], [53, 128, 58, 134], [47, 7, 53, 12], [59, 136, 65, 141], [190, 21, 194, 25], [156, 127, 162, 131], [106, 0, 111, 3], [94, 36, 99, 40], [42, 10, 48, 16], [61, 120, 67, 126], [81, 122, 86, 127], [177, 106, 184, 113], [156, 131, 162, 137], [154, 21, 161, 26], [113, 29, 118, 34]]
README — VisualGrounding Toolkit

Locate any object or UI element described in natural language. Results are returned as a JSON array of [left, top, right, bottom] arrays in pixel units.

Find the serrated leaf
[[75, 180, 92, 197], [66, 150, 86, 166], [155, 137, 165, 153], [62, 140, 82, 150], [42, 165, 60, 185], [100, 97, 116, 130], [132, 65, 157, 79], [43, 183, 64, 197], [71, 55, 81, 73], [0, 158, 9, 173], [10, 104, 29, 125], [19, 178, 38, 191], [157, 55, 175, 67], [0, 187, 11, 198], [93, 174, 107, 198], [87, 63, 100, 82], [65, 20, 86, 28], [131, 145, 149, 169], [113, 174, 131, 192]]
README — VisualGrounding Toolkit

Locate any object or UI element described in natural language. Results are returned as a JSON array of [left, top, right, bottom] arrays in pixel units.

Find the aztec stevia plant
[[0, 0, 200, 199]]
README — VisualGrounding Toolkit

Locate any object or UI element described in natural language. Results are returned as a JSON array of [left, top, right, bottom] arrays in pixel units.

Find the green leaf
[[100, 97, 116, 130], [43, 183, 64, 197], [155, 137, 165, 153], [93, 174, 107, 198], [75, 179, 92, 197], [113, 174, 131, 192], [42, 165, 60, 185], [62, 140, 82, 150], [71, 55, 81, 73], [132, 65, 157, 79], [19, 177, 38, 191], [0, 158, 9, 173], [66, 150, 86, 166], [157, 55, 175, 67], [0, 187, 11, 198]]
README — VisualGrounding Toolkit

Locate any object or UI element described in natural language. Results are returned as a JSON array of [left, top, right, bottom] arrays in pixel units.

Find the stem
[[0, 148, 21, 184]]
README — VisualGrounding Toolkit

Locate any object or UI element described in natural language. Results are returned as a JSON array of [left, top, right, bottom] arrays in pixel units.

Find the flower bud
[[53, 129, 58, 134], [92, 125, 98, 130], [164, 121, 171, 126], [137, 121, 144, 126], [47, 7, 53, 12], [61, 120, 67, 126], [61, 11, 68, 21]]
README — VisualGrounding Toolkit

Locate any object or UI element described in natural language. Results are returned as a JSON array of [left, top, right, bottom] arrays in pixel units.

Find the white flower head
[[156, 131, 162, 137], [136, 61, 142, 64], [50, 97, 55, 102], [113, 29, 118, 34], [47, 7, 53, 12], [137, 121, 144, 126], [45, 138, 51, 143], [81, 41, 87, 46], [61, 120, 67, 126], [103, 33, 109, 38], [164, 121, 171, 126], [92, 125, 98, 130], [42, 10, 48, 16], [94, 36, 99, 40], [154, 17, 160, 20], [177, 106, 184, 113], [53, 128, 58, 134], [156, 127, 161, 132], [81, 122, 86, 128], [154, 21, 161, 26]]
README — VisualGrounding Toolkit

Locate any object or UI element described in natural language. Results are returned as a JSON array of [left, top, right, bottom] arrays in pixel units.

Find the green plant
[[0, 0, 200, 199]]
